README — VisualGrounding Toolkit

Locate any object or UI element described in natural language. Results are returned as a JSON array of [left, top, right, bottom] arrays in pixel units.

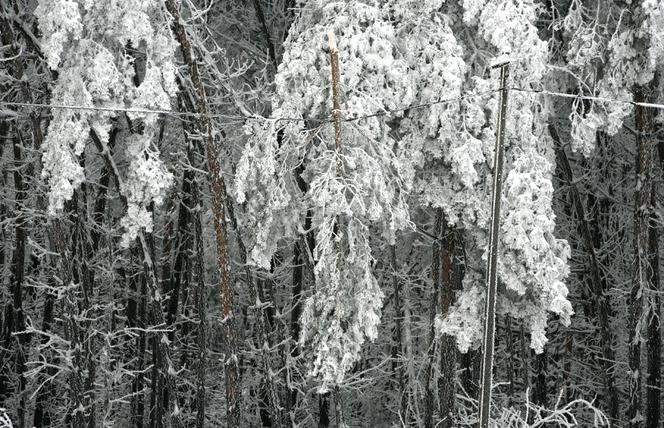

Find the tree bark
[[550, 124, 619, 419], [390, 245, 408, 422], [628, 77, 659, 427], [437, 213, 462, 428], [165, 2, 240, 425], [425, 209, 462, 428], [7, 126, 28, 427], [192, 175, 208, 428], [645, 196, 660, 428]]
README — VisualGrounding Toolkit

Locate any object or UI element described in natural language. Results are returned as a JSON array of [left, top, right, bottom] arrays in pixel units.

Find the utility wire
[[510, 87, 664, 111], [0, 89, 498, 124], [4, 86, 664, 125]]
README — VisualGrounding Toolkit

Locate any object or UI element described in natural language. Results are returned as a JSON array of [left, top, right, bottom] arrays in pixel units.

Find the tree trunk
[[437, 214, 462, 428], [0, 11, 32, 419], [0, 124, 29, 427], [532, 349, 547, 408], [318, 392, 331, 428], [90, 130, 182, 427], [550, 124, 619, 419], [165, 2, 240, 425], [645, 198, 660, 428], [504, 317, 515, 405], [628, 77, 659, 427], [192, 175, 208, 428], [425, 209, 462, 428], [390, 245, 408, 422]]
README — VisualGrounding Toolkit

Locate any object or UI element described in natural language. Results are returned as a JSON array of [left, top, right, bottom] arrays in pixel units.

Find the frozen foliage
[[565, 1, 662, 154], [643, 0, 664, 68], [402, 0, 573, 353], [36, 0, 176, 244], [299, 219, 384, 388], [0, 410, 13, 428], [236, 0, 574, 386], [454, 389, 609, 427], [236, 0, 422, 388], [235, 119, 303, 269]]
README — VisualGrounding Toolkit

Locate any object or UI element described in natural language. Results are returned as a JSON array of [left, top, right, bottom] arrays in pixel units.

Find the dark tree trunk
[[504, 317, 515, 405], [0, 124, 29, 427], [436, 214, 463, 428], [390, 245, 408, 421], [165, 3, 240, 425], [425, 209, 462, 428], [628, 77, 659, 427], [126, 256, 147, 428], [645, 202, 660, 428], [318, 392, 331, 428], [32, 292, 55, 427], [192, 177, 208, 428], [550, 125, 619, 419], [532, 350, 548, 408]]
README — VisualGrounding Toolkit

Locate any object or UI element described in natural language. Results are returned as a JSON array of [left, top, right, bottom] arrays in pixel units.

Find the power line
[[0, 100, 241, 120], [4, 86, 664, 126], [510, 87, 664, 111], [0, 89, 499, 124]]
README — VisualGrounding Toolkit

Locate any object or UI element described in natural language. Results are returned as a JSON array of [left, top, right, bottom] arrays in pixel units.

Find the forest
[[0, 0, 663, 427]]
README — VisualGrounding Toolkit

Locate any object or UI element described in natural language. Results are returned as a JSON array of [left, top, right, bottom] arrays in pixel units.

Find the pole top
[[327, 30, 338, 53], [490, 60, 511, 69]]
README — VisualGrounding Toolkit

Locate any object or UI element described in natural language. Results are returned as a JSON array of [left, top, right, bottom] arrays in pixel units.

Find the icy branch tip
[[327, 30, 338, 53]]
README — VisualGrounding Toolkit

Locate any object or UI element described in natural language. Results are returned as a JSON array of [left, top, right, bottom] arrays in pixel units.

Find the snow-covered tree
[[235, 0, 574, 393], [3, 0, 662, 426], [36, 0, 177, 244]]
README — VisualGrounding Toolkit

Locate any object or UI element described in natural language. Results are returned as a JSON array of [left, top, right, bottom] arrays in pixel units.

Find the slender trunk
[[532, 350, 547, 407], [90, 130, 182, 427], [165, 3, 240, 424], [478, 63, 510, 428], [520, 323, 530, 400], [505, 317, 515, 405], [424, 208, 464, 428], [125, 256, 146, 428], [192, 176, 208, 428], [0, 124, 29, 427], [423, 296, 438, 428], [437, 212, 462, 428], [29, 107, 56, 428], [150, 334, 163, 428], [166, 170, 192, 339], [0, 120, 6, 406], [226, 188, 282, 426], [32, 291, 55, 427], [628, 78, 659, 427], [318, 392, 331, 428], [0, 16, 34, 425], [550, 124, 619, 419], [72, 176, 98, 428], [563, 334, 574, 404], [645, 194, 660, 428], [252, 0, 277, 68], [390, 246, 408, 422], [334, 387, 345, 428], [403, 282, 418, 425], [460, 350, 479, 401], [50, 212, 86, 426]]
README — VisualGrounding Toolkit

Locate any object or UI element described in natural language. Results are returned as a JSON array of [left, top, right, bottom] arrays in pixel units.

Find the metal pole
[[478, 62, 510, 428]]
